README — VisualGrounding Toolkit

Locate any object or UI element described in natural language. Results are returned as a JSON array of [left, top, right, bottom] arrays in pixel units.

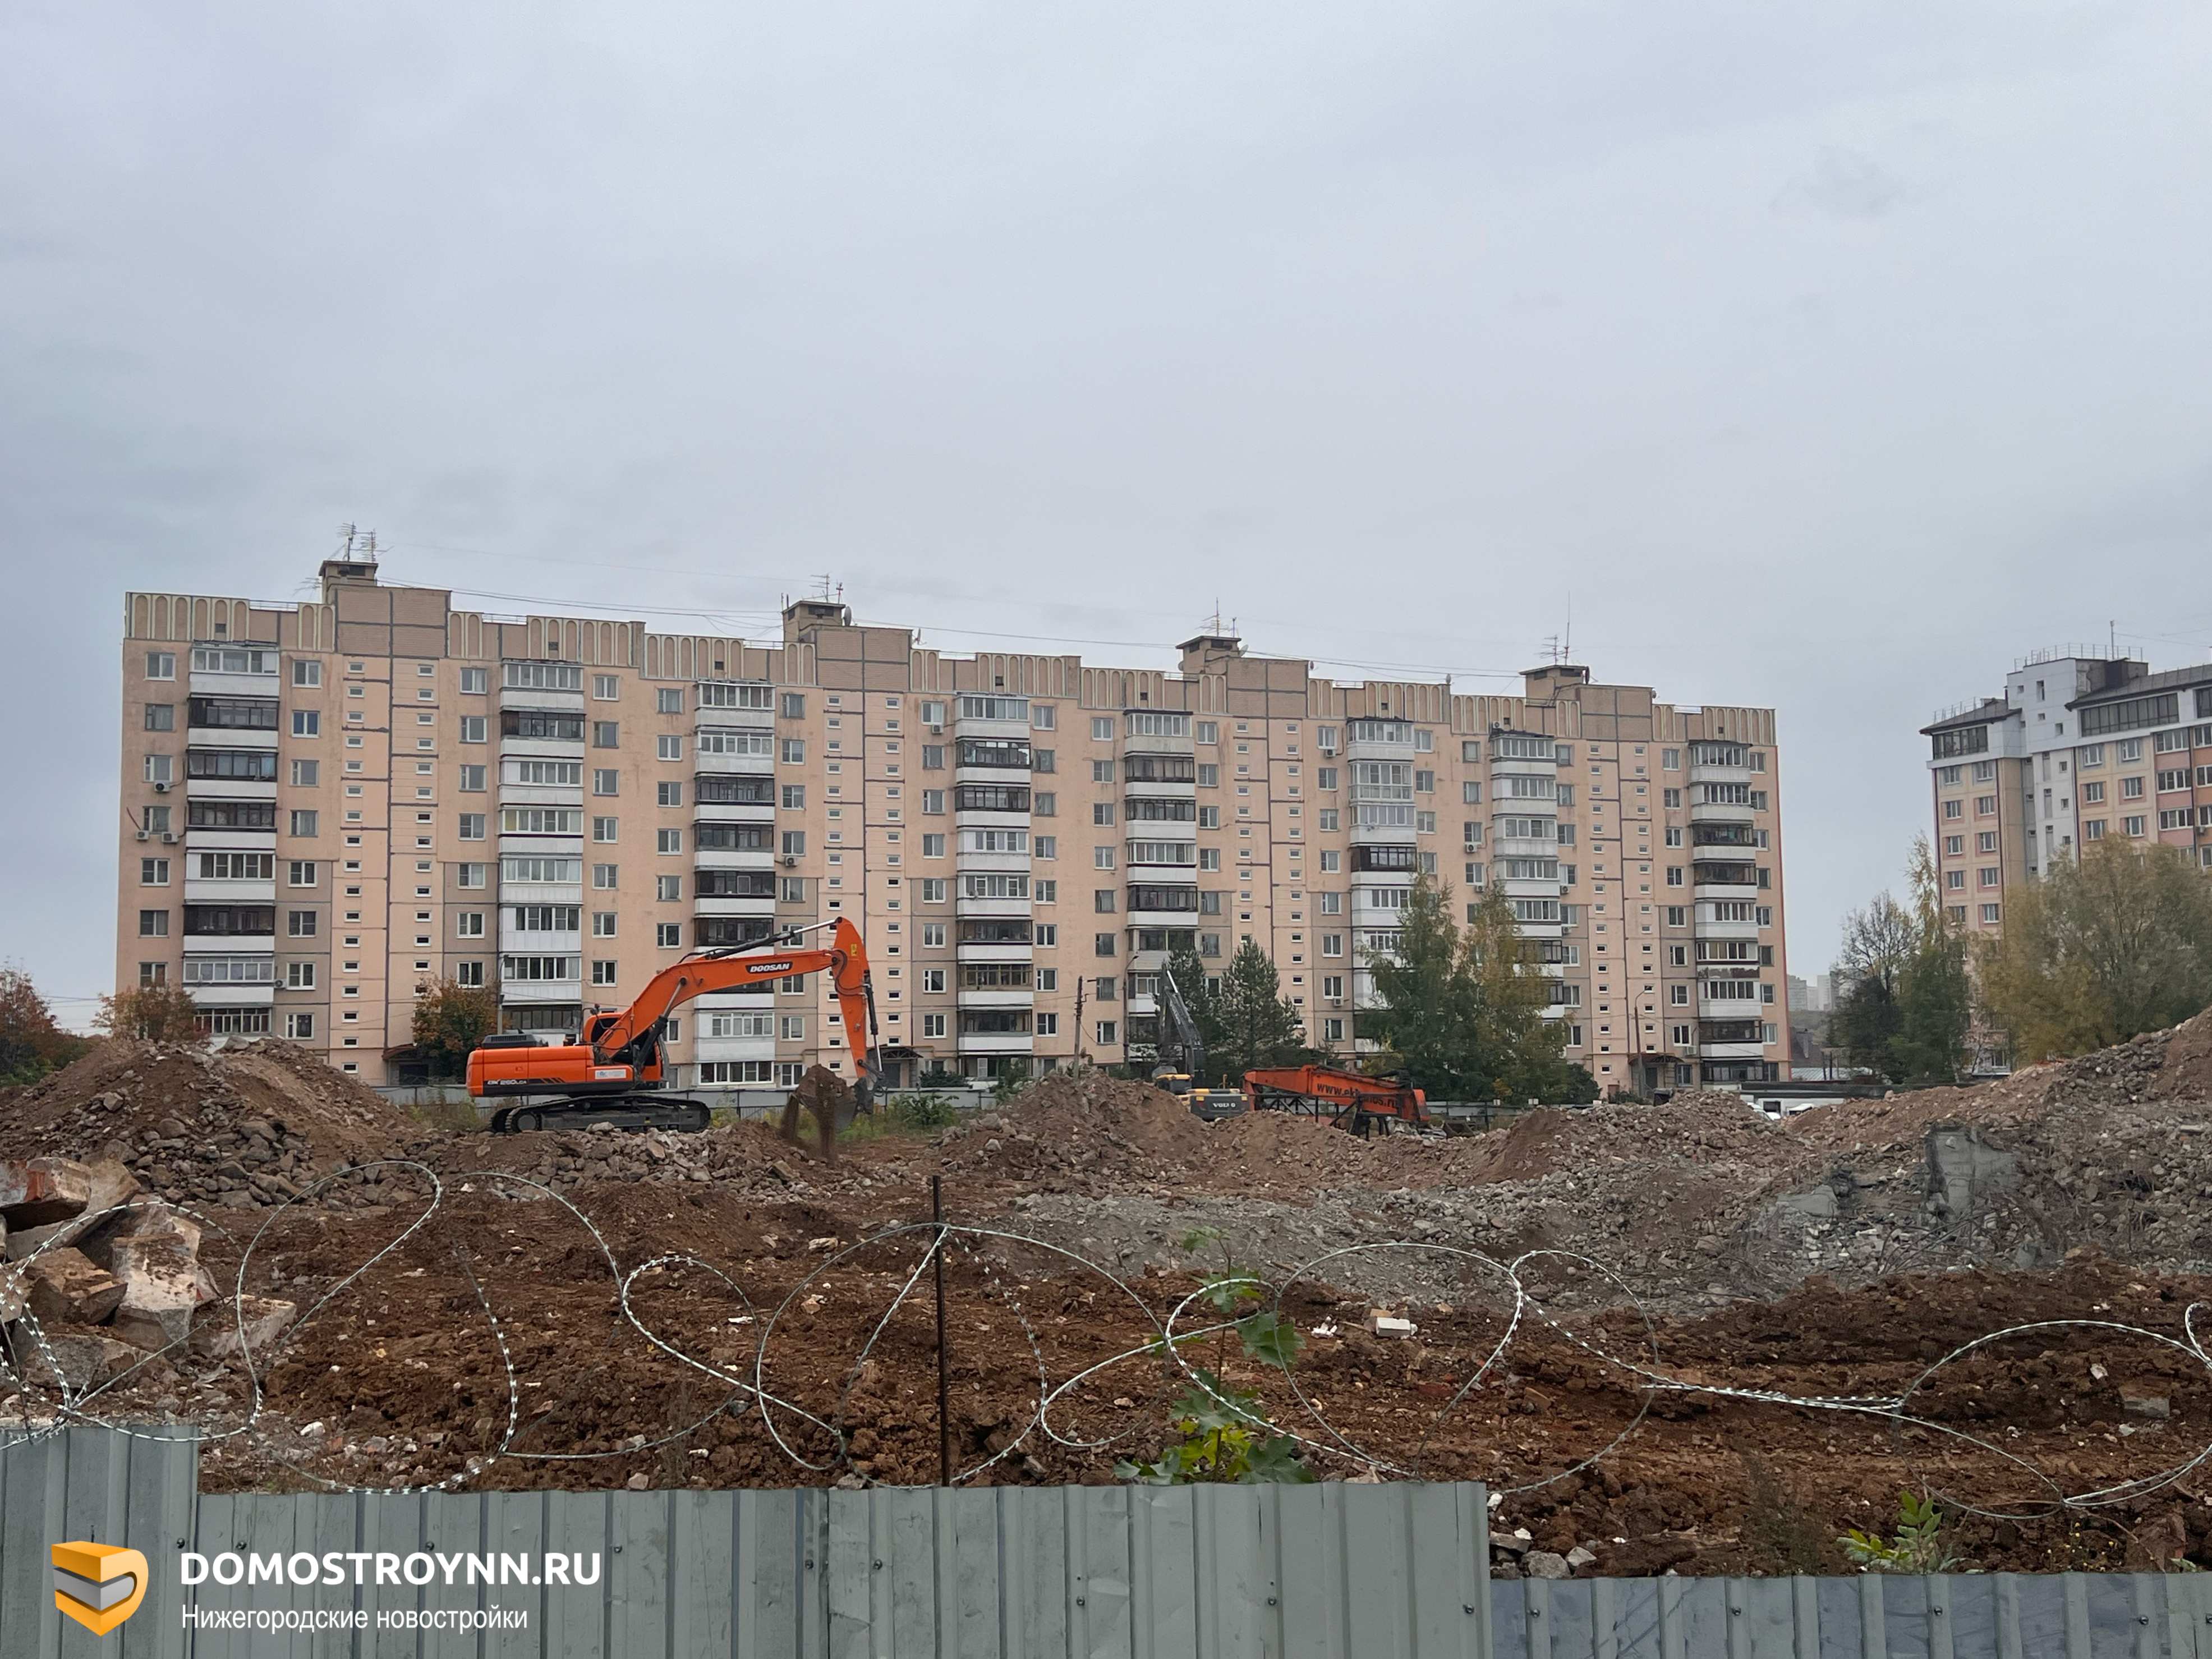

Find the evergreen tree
[[1164, 940, 1227, 1082], [1363, 875, 1578, 1100], [1208, 939, 1310, 1082]]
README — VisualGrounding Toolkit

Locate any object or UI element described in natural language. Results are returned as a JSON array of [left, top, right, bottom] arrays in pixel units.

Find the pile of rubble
[[0, 1154, 294, 1394], [6, 1038, 412, 1210]]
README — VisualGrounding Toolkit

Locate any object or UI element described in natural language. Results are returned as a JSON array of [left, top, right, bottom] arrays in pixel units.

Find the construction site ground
[[5, 1010, 2212, 1578]]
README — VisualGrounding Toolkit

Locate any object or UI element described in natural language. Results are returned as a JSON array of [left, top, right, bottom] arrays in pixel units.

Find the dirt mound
[[1454, 1090, 1781, 1184], [2151, 1006, 2212, 1101], [935, 1072, 1215, 1187]]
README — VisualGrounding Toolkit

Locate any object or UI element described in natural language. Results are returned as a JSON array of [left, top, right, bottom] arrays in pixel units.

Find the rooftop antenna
[[812, 573, 835, 604]]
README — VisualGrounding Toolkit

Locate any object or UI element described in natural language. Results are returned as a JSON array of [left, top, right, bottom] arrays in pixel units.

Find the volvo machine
[[466, 918, 884, 1132]]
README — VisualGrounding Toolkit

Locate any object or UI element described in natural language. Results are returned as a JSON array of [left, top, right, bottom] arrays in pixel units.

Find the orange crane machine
[[1241, 1064, 1428, 1137], [466, 917, 883, 1132]]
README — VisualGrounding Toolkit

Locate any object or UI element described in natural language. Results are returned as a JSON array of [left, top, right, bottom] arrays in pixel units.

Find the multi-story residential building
[[117, 554, 1792, 1097], [1921, 649, 2212, 936]]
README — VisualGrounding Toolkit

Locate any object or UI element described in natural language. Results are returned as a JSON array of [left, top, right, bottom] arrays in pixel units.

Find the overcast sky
[[6, 1, 2211, 1027]]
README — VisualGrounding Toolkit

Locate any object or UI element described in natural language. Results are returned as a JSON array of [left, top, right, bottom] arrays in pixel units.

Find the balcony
[[694, 735, 775, 775], [957, 1027, 1036, 1056], [950, 695, 1030, 742], [185, 981, 275, 1009]]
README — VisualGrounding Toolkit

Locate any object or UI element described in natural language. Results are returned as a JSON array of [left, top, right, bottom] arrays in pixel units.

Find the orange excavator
[[1241, 1064, 1427, 1138], [467, 917, 884, 1133]]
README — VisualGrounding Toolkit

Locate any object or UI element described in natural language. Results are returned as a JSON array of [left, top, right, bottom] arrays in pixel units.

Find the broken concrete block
[[6, 1217, 91, 1261], [19, 1332, 150, 1393], [108, 1232, 217, 1352], [2122, 1393, 2172, 1421], [1524, 1550, 1570, 1580], [23, 1248, 126, 1326], [79, 1200, 201, 1271], [1366, 1311, 1418, 1339], [0, 1157, 94, 1227], [191, 1295, 298, 1360]]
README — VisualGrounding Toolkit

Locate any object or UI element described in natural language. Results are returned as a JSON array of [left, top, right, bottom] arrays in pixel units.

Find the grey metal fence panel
[[0, 1427, 196, 1659], [19, 1431, 2212, 1659]]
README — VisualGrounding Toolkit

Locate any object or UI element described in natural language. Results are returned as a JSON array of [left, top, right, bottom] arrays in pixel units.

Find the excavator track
[[488, 1095, 714, 1134]]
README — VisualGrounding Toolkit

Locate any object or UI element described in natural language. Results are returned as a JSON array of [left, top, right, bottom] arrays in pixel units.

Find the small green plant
[[1116, 1228, 1313, 1485], [990, 1059, 1033, 1106], [1841, 1491, 1957, 1574], [889, 1091, 960, 1130]]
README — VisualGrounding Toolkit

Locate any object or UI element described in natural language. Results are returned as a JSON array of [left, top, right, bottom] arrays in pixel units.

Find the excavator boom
[[466, 917, 884, 1132], [1242, 1064, 1426, 1137]]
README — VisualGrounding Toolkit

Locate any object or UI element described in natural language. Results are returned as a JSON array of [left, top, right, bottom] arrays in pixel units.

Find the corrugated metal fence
[[2, 1428, 2209, 1658]]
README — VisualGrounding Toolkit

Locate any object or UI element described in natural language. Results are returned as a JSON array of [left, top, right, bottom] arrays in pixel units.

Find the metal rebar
[[932, 1173, 951, 1486]]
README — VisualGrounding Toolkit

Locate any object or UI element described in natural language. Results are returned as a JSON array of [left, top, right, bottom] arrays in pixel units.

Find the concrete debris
[[107, 1231, 219, 1352], [1524, 1550, 1571, 1580], [190, 1296, 299, 1361], [23, 1248, 126, 1326], [20, 1332, 155, 1393]]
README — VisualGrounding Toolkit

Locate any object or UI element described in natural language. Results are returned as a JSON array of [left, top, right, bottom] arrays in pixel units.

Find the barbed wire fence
[[1, 1157, 2208, 1527]]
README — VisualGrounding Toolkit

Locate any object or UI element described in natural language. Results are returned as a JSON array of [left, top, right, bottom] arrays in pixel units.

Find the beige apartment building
[[1922, 649, 2212, 938], [117, 553, 1792, 1098]]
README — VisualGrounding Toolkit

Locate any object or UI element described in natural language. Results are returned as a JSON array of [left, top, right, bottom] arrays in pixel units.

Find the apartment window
[[1094, 932, 1117, 957], [456, 814, 485, 840], [286, 860, 318, 887], [1946, 868, 1966, 890], [646, 686, 682, 714], [2123, 815, 2147, 838], [658, 828, 683, 854], [1670, 984, 1689, 1005], [656, 923, 682, 947], [783, 785, 806, 810], [1089, 716, 1114, 741], [912, 877, 944, 903], [1202, 806, 1224, 829], [1319, 932, 1343, 957], [459, 715, 487, 743], [1093, 802, 1116, 827], [2121, 776, 2145, 799], [781, 831, 806, 857], [1197, 764, 1220, 787], [1094, 1021, 1118, 1046], [1665, 906, 1686, 926], [145, 651, 177, 680], [279, 757, 317, 789], [781, 738, 806, 764], [656, 874, 683, 901], [1091, 759, 1115, 784], [1943, 799, 1963, 820], [592, 816, 617, 842], [280, 806, 318, 838], [286, 910, 316, 937], [921, 923, 947, 947], [1093, 889, 1117, 913], [287, 709, 320, 739], [1978, 867, 2000, 889], [586, 674, 618, 700], [456, 862, 488, 888], [140, 857, 169, 886], [455, 912, 485, 938], [1975, 830, 1998, 853], [2117, 738, 2144, 762]]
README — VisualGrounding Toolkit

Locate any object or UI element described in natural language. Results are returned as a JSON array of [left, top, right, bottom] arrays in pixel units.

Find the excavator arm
[[587, 916, 884, 1098], [468, 917, 885, 1130]]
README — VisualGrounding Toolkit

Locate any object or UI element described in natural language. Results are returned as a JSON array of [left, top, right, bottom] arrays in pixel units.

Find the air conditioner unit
[[928, 724, 943, 735], [135, 829, 151, 842], [162, 831, 180, 843], [780, 856, 798, 868], [153, 780, 170, 793]]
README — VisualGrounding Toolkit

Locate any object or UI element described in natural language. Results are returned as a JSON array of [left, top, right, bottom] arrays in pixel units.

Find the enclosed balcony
[[694, 726, 775, 774], [1123, 710, 1194, 757], [187, 642, 281, 699], [950, 693, 1031, 742]]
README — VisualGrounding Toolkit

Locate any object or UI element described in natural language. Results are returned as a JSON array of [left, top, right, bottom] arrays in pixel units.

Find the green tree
[[1163, 940, 1227, 1080], [1830, 842, 1973, 1087], [1977, 839, 2212, 1061], [0, 966, 89, 1082], [1208, 940, 1310, 1082], [1363, 876, 1576, 1100], [411, 977, 502, 1079]]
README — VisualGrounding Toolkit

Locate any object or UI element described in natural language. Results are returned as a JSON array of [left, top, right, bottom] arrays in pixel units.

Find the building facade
[[1921, 649, 2212, 937], [117, 557, 1792, 1096]]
